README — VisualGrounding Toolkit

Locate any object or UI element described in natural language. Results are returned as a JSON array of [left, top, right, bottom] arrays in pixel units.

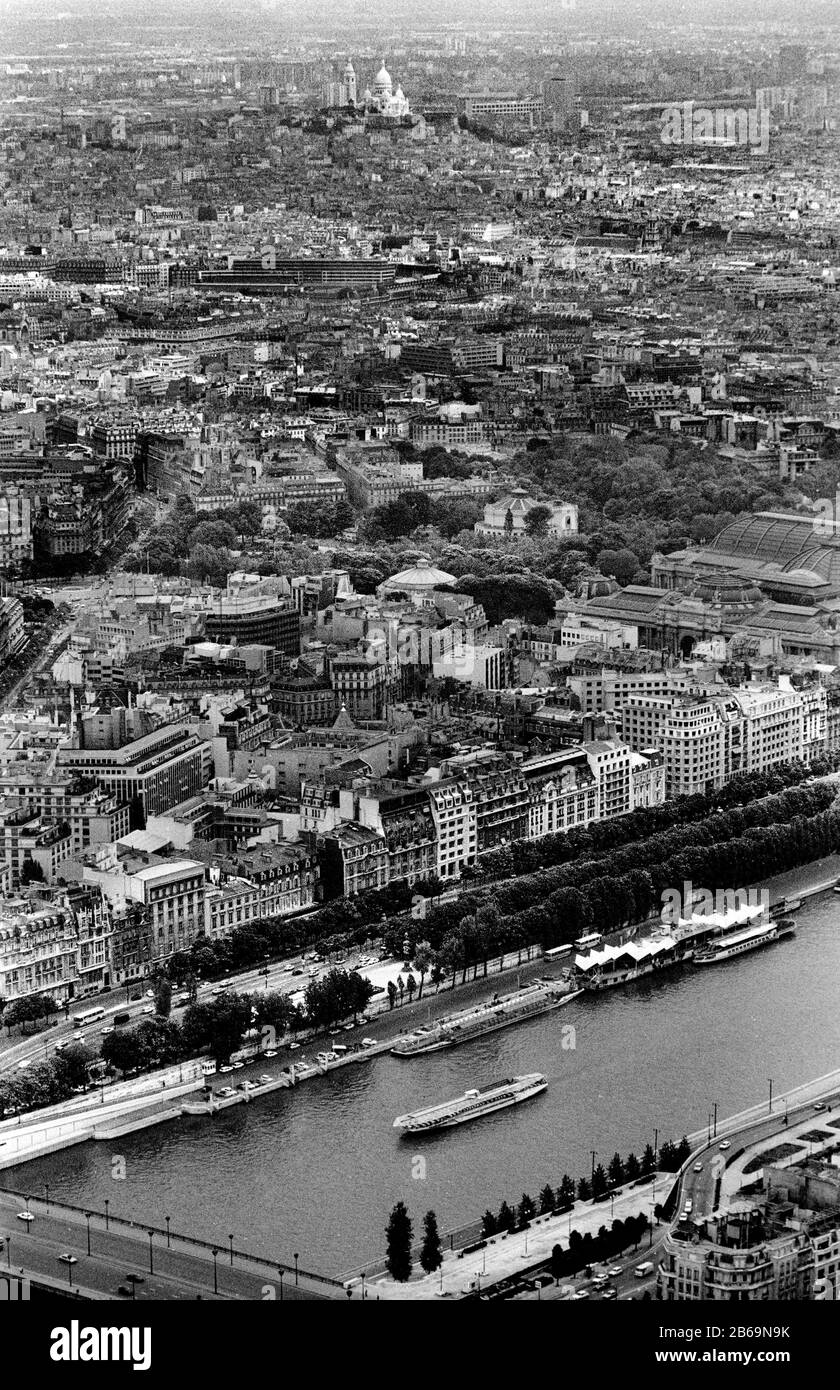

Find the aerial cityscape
[[0, 0, 839, 1332]]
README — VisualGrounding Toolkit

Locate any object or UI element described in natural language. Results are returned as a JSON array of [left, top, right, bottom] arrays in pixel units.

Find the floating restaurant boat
[[393, 1074, 547, 1134], [391, 979, 580, 1057], [694, 917, 795, 965]]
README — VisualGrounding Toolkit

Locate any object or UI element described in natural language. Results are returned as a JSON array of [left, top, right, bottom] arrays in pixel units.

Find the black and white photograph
[[0, 0, 837, 1369]]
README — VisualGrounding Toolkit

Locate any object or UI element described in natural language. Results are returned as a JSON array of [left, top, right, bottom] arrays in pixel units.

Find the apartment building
[[658, 1204, 817, 1301], [320, 822, 389, 897], [203, 592, 301, 656], [126, 860, 206, 962], [58, 725, 213, 821], [620, 680, 828, 797], [437, 752, 529, 855], [0, 898, 79, 1005], [207, 844, 319, 919], [329, 652, 396, 719], [427, 780, 478, 880], [355, 782, 438, 886], [205, 876, 262, 940], [0, 885, 112, 1004]]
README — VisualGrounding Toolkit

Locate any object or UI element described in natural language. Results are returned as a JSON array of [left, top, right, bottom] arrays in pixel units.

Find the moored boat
[[393, 1073, 547, 1134], [694, 918, 795, 965]]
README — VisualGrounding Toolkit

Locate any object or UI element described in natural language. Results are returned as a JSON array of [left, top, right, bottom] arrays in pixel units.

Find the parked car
[[693, 1161, 703, 1172], [141, 1004, 155, 1015], [718, 1140, 731, 1151]]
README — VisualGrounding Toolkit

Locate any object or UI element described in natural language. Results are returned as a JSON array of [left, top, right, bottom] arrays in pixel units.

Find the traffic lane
[[0, 1191, 330, 1301], [511, 1232, 668, 1301], [677, 1093, 840, 1211], [0, 1208, 323, 1301]]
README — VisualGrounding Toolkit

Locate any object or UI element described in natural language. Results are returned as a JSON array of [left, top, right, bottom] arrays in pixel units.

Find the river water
[[9, 885, 840, 1277]]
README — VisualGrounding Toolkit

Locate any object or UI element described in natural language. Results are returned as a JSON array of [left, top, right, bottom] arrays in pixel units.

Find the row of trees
[[101, 968, 373, 1079], [549, 1212, 651, 1280], [1, 993, 59, 1034], [375, 781, 839, 976], [480, 1137, 688, 1238], [385, 1203, 443, 1282], [0, 1044, 95, 1116], [473, 762, 821, 885]]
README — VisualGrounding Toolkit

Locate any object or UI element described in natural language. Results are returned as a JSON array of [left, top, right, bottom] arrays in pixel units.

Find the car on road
[[601, 1288, 618, 1300], [16, 1210, 34, 1223], [57, 1254, 77, 1266], [814, 1102, 827, 1112], [144, 990, 154, 999], [117, 1284, 136, 1297], [571, 1290, 590, 1299], [100, 1025, 114, 1036], [718, 1140, 731, 1151], [140, 1004, 155, 1015], [693, 1161, 704, 1172], [607, 1266, 623, 1277]]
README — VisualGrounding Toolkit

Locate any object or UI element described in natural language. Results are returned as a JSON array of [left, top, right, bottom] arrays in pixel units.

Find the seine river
[[9, 886, 840, 1276]]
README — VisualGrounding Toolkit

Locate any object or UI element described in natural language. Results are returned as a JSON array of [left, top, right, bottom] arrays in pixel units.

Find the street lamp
[[147, 1229, 154, 1276], [165, 1216, 171, 1249], [278, 1268, 284, 1301], [361, 1271, 366, 1301], [294, 1252, 299, 1286], [211, 1248, 219, 1295], [228, 1233, 234, 1267], [103, 1199, 109, 1231], [768, 1078, 774, 1115], [44, 1183, 50, 1213], [85, 1212, 92, 1257]]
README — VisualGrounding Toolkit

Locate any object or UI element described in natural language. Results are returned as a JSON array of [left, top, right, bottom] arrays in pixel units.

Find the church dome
[[374, 62, 393, 91]]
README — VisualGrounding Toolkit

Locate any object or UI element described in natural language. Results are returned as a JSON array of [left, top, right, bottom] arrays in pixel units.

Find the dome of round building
[[688, 574, 764, 606], [383, 563, 456, 590]]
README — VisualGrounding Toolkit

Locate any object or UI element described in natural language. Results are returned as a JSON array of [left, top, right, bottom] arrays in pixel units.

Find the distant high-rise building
[[543, 73, 576, 130]]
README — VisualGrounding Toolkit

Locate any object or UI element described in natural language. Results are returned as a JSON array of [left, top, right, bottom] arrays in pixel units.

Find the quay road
[[0, 943, 545, 1079], [0, 1189, 338, 1301], [678, 1070, 840, 1223]]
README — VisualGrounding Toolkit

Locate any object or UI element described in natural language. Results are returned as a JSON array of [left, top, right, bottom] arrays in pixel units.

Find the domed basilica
[[332, 58, 411, 119]]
